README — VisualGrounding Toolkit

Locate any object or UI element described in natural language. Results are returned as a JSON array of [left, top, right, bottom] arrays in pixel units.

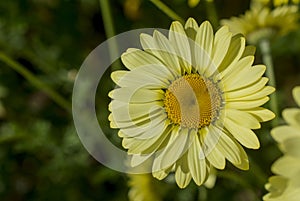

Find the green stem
[[205, 0, 219, 29], [149, 0, 184, 24], [259, 39, 279, 126], [99, 0, 121, 71], [0, 52, 71, 112], [248, 157, 268, 188], [217, 170, 252, 189], [198, 186, 207, 201]]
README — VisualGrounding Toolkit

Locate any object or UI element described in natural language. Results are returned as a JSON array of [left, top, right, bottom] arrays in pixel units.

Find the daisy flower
[[109, 18, 275, 188], [264, 86, 300, 201], [221, 4, 299, 44]]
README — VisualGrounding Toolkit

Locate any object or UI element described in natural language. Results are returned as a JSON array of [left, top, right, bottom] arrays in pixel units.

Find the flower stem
[[99, 0, 121, 71], [198, 186, 207, 201], [205, 0, 219, 29], [259, 39, 279, 126], [217, 171, 252, 189], [149, 0, 184, 24], [0, 52, 71, 112]]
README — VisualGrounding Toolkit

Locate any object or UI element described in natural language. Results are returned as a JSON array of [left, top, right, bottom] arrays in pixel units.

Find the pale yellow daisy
[[221, 4, 299, 44], [109, 18, 275, 188], [264, 86, 300, 201]]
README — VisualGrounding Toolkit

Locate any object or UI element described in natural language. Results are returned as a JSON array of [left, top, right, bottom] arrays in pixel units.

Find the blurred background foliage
[[0, 0, 300, 201]]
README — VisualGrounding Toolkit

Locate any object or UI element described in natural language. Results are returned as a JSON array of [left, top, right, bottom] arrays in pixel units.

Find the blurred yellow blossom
[[264, 86, 300, 201], [221, 4, 299, 44]]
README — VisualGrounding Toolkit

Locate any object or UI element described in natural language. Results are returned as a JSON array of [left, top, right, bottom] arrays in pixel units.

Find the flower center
[[164, 73, 222, 129]]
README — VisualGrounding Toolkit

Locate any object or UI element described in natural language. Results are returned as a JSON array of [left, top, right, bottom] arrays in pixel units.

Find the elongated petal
[[226, 109, 261, 129], [246, 107, 275, 122], [225, 77, 269, 99], [153, 127, 189, 171], [282, 108, 300, 129], [169, 21, 192, 72], [226, 97, 269, 109], [195, 21, 214, 74], [224, 118, 260, 149], [293, 86, 300, 106]]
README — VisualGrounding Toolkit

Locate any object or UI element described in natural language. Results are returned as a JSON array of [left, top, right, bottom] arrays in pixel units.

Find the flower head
[[264, 86, 300, 201], [221, 4, 299, 44], [109, 18, 275, 188]]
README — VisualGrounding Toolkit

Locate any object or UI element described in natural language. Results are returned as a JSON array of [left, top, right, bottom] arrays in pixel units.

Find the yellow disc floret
[[164, 73, 222, 129]]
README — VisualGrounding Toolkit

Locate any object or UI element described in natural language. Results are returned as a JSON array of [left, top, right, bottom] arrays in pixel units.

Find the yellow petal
[[246, 107, 275, 122], [152, 166, 173, 180], [224, 64, 266, 92], [201, 126, 226, 169], [225, 77, 269, 99], [169, 21, 192, 72], [175, 154, 192, 188], [226, 97, 269, 110], [109, 87, 164, 103], [293, 86, 300, 107], [224, 118, 260, 149], [194, 21, 214, 74], [282, 137, 300, 157], [188, 129, 209, 186], [272, 156, 300, 178], [226, 109, 261, 129], [282, 108, 300, 129], [271, 125, 300, 143], [211, 126, 249, 169], [153, 127, 189, 171], [184, 18, 198, 41], [210, 26, 232, 76], [218, 35, 245, 73]]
